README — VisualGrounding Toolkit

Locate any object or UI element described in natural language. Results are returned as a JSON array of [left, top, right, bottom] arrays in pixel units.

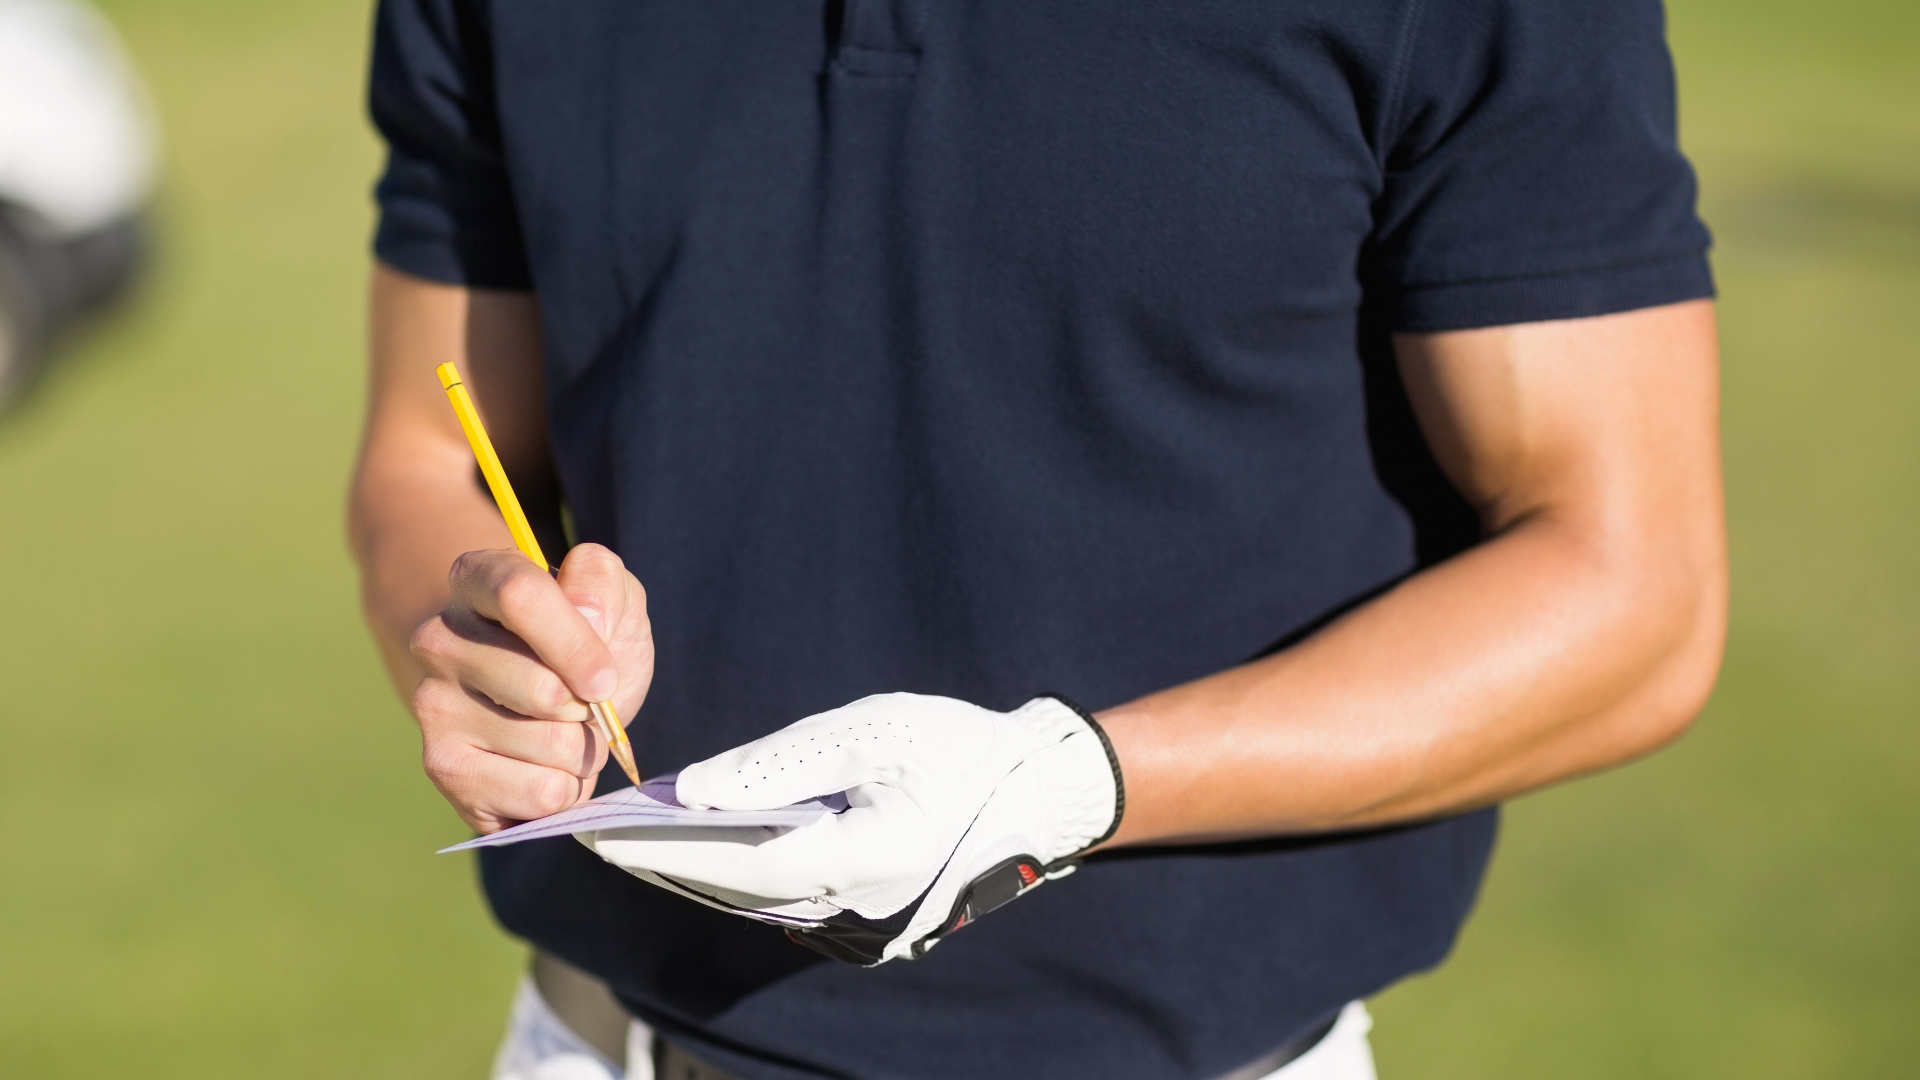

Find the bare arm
[[1098, 299, 1727, 845], [350, 263, 654, 832], [351, 263, 546, 682]]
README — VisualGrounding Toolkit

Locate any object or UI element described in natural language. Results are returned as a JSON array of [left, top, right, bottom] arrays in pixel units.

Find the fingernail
[[575, 605, 606, 636], [586, 668, 618, 701]]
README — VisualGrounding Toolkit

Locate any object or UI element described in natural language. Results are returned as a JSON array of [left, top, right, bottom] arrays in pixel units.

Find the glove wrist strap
[[1034, 692, 1126, 856]]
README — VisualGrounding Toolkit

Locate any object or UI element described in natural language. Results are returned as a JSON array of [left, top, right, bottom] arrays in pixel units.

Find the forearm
[[1097, 508, 1724, 845], [349, 433, 513, 694]]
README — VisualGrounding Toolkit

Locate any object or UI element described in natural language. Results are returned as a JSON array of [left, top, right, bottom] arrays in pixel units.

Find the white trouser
[[490, 974, 1377, 1080]]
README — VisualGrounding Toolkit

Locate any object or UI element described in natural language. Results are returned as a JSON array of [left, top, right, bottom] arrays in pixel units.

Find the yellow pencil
[[436, 362, 644, 790]]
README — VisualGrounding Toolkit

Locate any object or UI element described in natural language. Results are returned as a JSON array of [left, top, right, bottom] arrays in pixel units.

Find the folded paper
[[438, 775, 844, 853]]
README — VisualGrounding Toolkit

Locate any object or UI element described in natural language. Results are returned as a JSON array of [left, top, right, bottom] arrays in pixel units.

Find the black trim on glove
[[783, 890, 925, 965], [786, 852, 1056, 965], [1036, 692, 1127, 854], [917, 854, 1049, 954]]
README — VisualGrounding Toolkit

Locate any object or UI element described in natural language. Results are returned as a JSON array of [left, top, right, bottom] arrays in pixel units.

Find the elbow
[[345, 482, 373, 570], [1612, 531, 1729, 760], [1633, 600, 1724, 757]]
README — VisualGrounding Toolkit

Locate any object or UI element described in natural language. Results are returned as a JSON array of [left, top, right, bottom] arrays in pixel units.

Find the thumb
[[555, 544, 630, 640], [679, 694, 974, 810]]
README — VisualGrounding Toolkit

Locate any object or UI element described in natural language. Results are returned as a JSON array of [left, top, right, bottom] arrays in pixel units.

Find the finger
[[413, 677, 606, 777], [588, 824, 835, 901], [556, 545, 655, 722], [592, 838, 824, 904], [677, 694, 991, 811], [589, 787, 935, 904], [463, 703, 606, 778], [421, 738, 597, 833], [450, 548, 618, 704], [411, 613, 592, 723], [554, 543, 633, 645]]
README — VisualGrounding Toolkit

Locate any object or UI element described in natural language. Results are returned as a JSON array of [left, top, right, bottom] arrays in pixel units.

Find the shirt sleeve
[[367, 0, 531, 289], [1367, 0, 1713, 332]]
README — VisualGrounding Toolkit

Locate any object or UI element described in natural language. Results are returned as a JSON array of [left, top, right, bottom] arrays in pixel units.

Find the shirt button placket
[[828, 0, 923, 78]]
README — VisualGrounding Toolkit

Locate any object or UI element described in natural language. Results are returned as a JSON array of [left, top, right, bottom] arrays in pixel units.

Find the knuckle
[[411, 678, 459, 724], [543, 719, 587, 759], [407, 618, 447, 664], [493, 568, 547, 622], [529, 771, 579, 816], [574, 543, 623, 574], [421, 741, 467, 786], [447, 549, 489, 585], [556, 632, 601, 669], [530, 674, 574, 717]]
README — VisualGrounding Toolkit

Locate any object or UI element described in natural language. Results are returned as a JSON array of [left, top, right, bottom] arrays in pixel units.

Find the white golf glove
[[577, 693, 1124, 965]]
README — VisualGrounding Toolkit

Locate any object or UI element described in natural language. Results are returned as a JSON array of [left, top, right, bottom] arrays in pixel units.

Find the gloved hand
[[577, 693, 1124, 965]]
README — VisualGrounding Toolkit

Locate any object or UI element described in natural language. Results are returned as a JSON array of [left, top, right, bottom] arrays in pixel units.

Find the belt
[[655, 1014, 1337, 1080], [535, 952, 1338, 1080], [1211, 1014, 1339, 1080]]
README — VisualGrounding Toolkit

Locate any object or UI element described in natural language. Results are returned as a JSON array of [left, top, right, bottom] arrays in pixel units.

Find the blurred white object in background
[[0, 0, 152, 234], [0, 0, 156, 407]]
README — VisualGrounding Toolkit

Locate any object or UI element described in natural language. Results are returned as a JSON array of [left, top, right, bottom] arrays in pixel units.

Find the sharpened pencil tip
[[587, 699, 643, 788], [609, 738, 643, 788]]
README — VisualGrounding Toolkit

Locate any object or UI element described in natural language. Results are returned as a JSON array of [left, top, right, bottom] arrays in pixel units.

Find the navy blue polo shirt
[[369, 2, 1711, 1077]]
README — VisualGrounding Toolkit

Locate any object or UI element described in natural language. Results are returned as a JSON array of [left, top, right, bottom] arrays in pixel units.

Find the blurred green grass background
[[0, 0, 1912, 1075]]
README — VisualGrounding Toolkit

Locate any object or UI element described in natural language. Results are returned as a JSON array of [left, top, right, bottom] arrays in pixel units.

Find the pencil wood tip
[[610, 741, 644, 789]]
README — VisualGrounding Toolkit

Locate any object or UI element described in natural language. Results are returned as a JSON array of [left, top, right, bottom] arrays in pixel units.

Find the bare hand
[[408, 543, 654, 832]]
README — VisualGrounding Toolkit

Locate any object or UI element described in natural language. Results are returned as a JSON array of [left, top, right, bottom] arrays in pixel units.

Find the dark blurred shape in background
[[0, 0, 154, 409]]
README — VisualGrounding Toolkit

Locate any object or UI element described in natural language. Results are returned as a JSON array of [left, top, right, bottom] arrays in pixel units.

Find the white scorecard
[[438, 775, 844, 853]]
